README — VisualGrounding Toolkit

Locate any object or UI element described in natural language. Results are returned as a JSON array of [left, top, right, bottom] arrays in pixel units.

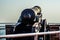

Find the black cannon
[[14, 6, 47, 40]]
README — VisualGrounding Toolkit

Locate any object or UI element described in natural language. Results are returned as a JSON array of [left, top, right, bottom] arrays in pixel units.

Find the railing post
[[34, 35, 38, 40]]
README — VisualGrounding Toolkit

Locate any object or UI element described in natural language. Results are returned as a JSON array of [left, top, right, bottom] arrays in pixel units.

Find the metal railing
[[0, 31, 60, 40]]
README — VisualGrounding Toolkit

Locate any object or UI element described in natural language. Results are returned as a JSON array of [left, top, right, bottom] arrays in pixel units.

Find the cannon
[[14, 6, 47, 40]]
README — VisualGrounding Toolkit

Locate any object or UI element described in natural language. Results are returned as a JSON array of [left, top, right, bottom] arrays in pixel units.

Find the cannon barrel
[[20, 6, 42, 23]]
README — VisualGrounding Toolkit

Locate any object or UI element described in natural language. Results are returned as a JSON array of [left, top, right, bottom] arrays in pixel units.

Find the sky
[[0, 0, 60, 23]]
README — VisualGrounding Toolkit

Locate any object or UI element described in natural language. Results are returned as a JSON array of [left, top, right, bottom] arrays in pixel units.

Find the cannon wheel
[[38, 19, 47, 40]]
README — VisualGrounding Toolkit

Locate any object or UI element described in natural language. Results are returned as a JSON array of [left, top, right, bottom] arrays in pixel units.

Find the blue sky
[[0, 0, 60, 23]]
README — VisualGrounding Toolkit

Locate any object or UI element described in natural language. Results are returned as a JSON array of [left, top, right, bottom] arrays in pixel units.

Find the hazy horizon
[[0, 0, 60, 23]]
